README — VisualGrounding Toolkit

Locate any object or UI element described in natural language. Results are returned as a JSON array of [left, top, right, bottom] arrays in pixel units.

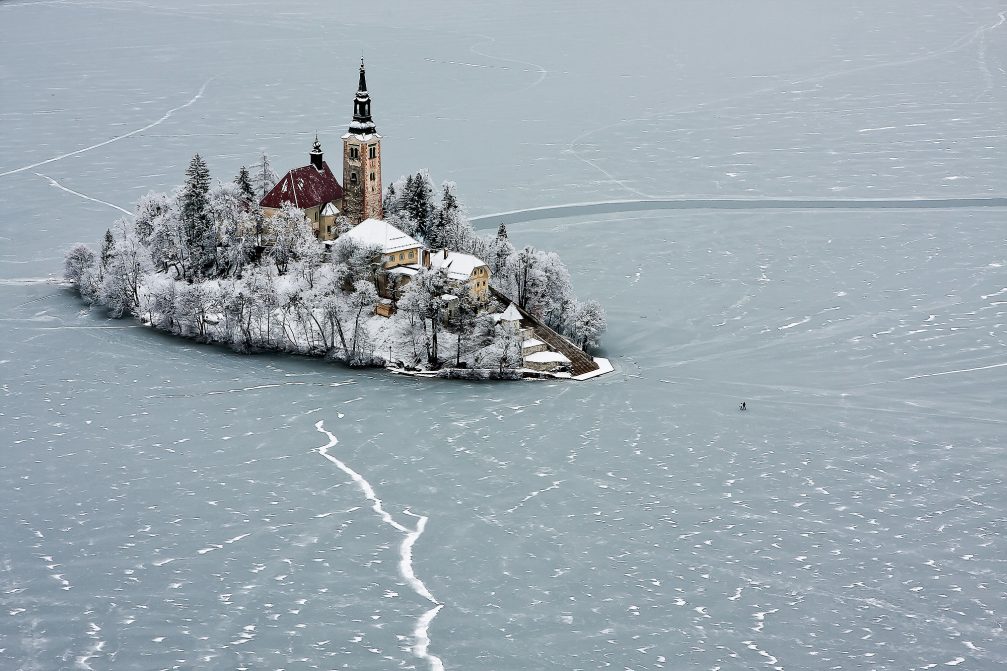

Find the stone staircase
[[489, 288, 599, 377]]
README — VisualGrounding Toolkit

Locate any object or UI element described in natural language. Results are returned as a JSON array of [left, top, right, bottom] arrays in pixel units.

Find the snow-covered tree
[[293, 226, 325, 289], [486, 223, 515, 275], [221, 280, 254, 351], [570, 299, 607, 351], [345, 280, 378, 365], [242, 264, 277, 344], [473, 318, 523, 372], [394, 267, 451, 367], [496, 246, 575, 331], [208, 182, 255, 277], [508, 245, 544, 311], [133, 191, 171, 246], [383, 182, 398, 216], [384, 211, 417, 238], [64, 243, 96, 287], [146, 273, 178, 329], [446, 289, 480, 367], [428, 181, 459, 249], [99, 228, 115, 278], [383, 174, 410, 217], [536, 250, 575, 331], [148, 197, 185, 276], [180, 154, 216, 278], [250, 152, 279, 200], [234, 166, 256, 209], [175, 281, 215, 338], [330, 234, 382, 287], [401, 171, 436, 244], [99, 223, 152, 318], [267, 202, 315, 275]]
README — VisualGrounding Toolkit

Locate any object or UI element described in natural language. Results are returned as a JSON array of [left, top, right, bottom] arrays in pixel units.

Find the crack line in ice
[[469, 34, 548, 89], [314, 420, 444, 671], [0, 78, 213, 179], [34, 172, 133, 216], [903, 361, 1007, 380]]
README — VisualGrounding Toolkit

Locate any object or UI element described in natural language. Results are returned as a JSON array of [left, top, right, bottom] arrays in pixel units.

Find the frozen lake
[[2, 1, 1006, 669]]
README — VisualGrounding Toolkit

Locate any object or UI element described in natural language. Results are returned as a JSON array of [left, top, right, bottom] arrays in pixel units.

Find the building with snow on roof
[[337, 218, 491, 307], [429, 249, 491, 301], [260, 136, 344, 239], [340, 218, 427, 271], [259, 59, 382, 239]]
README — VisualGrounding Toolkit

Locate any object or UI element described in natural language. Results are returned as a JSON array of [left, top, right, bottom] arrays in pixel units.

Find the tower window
[[370, 172, 376, 181], [368, 145, 377, 159], [349, 146, 359, 159], [350, 172, 357, 183]]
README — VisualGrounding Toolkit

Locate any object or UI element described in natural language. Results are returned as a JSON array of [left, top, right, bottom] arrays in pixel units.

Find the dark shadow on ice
[[471, 197, 1007, 229]]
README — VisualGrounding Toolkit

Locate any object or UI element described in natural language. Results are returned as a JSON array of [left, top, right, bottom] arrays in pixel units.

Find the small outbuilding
[[524, 350, 572, 373]]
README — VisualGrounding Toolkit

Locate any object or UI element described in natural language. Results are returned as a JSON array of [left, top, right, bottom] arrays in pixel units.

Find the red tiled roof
[[259, 161, 343, 210]]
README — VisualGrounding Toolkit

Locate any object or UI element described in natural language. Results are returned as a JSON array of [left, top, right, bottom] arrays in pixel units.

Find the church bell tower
[[342, 59, 383, 224]]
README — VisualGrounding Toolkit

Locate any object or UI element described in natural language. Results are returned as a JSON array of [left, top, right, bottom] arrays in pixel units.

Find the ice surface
[[2, 1, 1006, 670]]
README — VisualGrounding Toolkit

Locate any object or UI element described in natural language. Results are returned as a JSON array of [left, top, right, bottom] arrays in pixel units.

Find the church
[[259, 59, 383, 239]]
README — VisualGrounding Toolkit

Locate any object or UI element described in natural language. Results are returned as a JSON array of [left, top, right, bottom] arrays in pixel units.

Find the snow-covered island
[[63, 61, 608, 380]]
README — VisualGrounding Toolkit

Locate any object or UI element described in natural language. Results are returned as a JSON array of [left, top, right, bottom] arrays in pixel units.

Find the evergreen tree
[[180, 154, 215, 278], [403, 171, 435, 243], [234, 166, 256, 208], [448, 289, 480, 367], [402, 174, 415, 209], [487, 223, 515, 275], [383, 182, 398, 214], [99, 229, 115, 276], [430, 181, 463, 250]]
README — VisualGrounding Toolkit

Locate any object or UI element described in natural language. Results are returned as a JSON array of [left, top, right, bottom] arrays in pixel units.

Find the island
[[63, 60, 609, 380]]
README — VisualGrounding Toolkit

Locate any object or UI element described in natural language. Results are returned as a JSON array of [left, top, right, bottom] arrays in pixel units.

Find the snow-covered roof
[[523, 338, 544, 348], [525, 351, 571, 364], [388, 265, 421, 277], [429, 250, 488, 281], [321, 202, 340, 216], [342, 218, 422, 254], [498, 303, 522, 322], [441, 294, 458, 302], [260, 161, 342, 210]]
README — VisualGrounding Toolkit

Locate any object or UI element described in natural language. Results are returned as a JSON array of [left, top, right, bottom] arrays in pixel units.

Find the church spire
[[357, 57, 368, 94], [309, 133, 323, 169], [349, 58, 376, 136]]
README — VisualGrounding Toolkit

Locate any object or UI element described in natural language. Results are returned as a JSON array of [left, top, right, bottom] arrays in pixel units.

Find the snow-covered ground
[[1, 1, 1006, 669]]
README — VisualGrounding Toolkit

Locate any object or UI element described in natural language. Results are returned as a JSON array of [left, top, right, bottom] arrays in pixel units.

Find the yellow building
[[429, 249, 491, 301]]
